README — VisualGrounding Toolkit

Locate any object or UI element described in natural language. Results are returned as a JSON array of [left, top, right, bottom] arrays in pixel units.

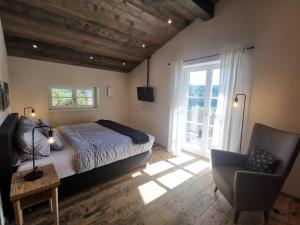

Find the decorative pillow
[[246, 148, 279, 174], [17, 127, 50, 160], [39, 119, 64, 150]]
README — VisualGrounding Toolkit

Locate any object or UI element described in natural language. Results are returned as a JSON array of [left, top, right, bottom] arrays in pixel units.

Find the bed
[[0, 113, 154, 217]]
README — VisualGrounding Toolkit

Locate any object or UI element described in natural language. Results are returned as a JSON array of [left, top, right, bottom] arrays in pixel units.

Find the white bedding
[[17, 132, 76, 179]]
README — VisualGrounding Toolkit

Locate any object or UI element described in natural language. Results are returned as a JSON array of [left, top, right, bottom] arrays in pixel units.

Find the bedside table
[[10, 164, 60, 225]]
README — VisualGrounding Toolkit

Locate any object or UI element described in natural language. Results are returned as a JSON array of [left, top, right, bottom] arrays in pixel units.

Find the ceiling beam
[[175, 0, 215, 21], [5, 36, 136, 72]]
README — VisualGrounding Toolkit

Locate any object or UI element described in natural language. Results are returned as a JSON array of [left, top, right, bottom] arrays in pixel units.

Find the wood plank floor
[[14, 146, 300, 225]]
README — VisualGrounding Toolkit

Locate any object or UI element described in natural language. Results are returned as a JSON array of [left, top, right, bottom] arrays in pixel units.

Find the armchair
[[211, 123, 299, 224]]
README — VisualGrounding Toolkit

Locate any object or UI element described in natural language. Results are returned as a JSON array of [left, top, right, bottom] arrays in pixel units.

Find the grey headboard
[[0, 113, 19, 216]]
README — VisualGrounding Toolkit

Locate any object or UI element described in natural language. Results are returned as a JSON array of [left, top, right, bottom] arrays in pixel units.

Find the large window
[[49, 87, 97, 110], [183, 60, 220, 158]]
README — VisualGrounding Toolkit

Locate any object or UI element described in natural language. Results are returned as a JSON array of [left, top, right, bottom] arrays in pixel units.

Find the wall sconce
[[24, 106, 36, 117], [107, 86, 114, 97]]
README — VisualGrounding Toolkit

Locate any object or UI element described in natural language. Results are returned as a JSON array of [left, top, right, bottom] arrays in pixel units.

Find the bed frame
[[0, 113, 152, 218]]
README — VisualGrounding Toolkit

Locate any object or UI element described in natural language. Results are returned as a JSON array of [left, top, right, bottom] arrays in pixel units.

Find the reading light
[[122, 62, 126, 66], [142, 44, 146, 48], [24, 107, 36, 117], [24, 126, 55, 181], [89, 56, 94, 60], [31, 109, 36, 117], [33, 44, 37, 49], [48, 129, 55, 144], [233, 97, 239, 107], [167, 19, 172, 24]]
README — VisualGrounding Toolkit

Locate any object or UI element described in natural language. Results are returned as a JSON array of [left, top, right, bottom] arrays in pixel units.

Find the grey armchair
[[211, 123, 300, 224]]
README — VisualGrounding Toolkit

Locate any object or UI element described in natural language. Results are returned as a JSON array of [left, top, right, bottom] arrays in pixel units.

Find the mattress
[[17, 132, 76, 179], [58, 123, 155, 174]]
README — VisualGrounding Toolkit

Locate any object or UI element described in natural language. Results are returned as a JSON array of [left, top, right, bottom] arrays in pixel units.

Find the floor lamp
[[233, 94, 246, 152]]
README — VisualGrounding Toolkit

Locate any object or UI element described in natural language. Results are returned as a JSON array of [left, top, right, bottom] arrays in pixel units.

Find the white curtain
[[167, 61, 188, 155], [212, 48, 250, 152]]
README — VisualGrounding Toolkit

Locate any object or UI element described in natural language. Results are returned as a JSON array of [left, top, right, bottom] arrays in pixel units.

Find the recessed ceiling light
[[32, 44, 38, 49], [142, 44, 146, 48], [167, 19, 172, 24], [89, 56, 93, 60], [122, 62, 126, 66]]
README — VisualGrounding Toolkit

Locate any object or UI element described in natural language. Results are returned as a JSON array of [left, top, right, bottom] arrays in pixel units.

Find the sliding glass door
[[183, 61, 220, 158]]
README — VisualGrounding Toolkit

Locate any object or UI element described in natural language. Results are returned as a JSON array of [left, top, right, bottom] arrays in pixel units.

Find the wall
[[0, 18, 9, 225], [128, 0, 300, 197], [0, 19, 9, 125], [9, 57, 129, 126]]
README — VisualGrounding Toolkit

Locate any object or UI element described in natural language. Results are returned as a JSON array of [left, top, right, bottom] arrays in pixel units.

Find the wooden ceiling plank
[[16, 0, 167, 45], [14, 0, 160, 48], [175, 0, 215, 21], [101, 0, 179, 42], [124, 0, 190, 30], [0, 10, 143, 63], [0, 2, 150, 59]]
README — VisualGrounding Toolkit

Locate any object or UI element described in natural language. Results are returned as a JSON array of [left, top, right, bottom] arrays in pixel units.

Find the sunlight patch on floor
[[131, 171, 142, 177], [167, 153, 195, 165], [157, 169, 193, 189], [138, 181, 167, 204], [184, 160, 210, 174], [143, 161, 174, 176]]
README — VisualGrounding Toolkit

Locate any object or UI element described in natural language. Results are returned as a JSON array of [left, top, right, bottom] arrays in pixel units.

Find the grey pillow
[[17, 126, 50, 160], [246, 148, 279, 174], [39, 119, 64, 150]]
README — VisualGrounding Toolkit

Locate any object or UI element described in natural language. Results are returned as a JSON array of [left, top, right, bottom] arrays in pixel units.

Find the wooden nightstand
[[10, 164, 60, 225]]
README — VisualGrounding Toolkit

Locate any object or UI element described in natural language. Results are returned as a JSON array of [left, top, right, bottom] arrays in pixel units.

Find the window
[[49, 87, 97, 110], [183, 60, 220, 158]]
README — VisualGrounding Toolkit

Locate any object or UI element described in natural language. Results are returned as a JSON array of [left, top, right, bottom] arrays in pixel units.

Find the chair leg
[[214, 186, 218, 193], [264, 211, 268, 224], [234, 211, 240, 224]]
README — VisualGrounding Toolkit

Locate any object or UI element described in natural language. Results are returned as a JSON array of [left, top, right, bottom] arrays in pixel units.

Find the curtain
[[167, 61, 188, 155], [212, 48, 250, 152]]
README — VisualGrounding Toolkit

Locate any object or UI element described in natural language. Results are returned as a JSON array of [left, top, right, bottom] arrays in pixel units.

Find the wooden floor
[[14, 146, 300, 225]]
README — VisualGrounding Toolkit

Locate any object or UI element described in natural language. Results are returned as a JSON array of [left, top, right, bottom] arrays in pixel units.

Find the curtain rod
[[167, 46, 255, 65], [183, 46, 255, 63]]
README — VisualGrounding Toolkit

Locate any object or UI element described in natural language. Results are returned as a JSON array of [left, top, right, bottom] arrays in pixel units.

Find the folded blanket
[[96, 120, 150, 144]]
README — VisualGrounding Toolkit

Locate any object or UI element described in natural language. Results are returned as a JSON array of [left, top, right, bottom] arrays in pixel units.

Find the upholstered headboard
[[0, 113, 19, 216]]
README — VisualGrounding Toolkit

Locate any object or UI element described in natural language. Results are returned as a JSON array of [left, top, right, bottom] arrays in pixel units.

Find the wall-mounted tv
[[137, 87, 154, 102]]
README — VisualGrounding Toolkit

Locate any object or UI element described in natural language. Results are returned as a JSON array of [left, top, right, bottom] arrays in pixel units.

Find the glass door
[[183, 62, 220, 158]]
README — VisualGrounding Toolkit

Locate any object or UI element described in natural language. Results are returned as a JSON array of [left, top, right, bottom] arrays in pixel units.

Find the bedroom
[[0, 0, 300, 225]]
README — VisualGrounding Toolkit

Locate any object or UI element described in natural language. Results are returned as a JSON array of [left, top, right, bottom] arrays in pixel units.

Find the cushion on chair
[[212, 166, 249, 204], [246, 148, 279, 174]]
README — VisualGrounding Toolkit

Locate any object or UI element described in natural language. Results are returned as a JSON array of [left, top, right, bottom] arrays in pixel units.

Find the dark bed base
[[0, 113, 152, 218]]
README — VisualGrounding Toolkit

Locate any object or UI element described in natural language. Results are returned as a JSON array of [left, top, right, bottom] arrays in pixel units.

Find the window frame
[[48, 86, 98, 110]]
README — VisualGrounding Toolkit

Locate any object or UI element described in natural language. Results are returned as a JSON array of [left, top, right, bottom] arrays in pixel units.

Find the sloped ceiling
[[0, 0, 219, 72]]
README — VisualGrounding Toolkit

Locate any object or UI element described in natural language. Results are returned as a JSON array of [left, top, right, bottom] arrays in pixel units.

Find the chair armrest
[[210, 149, 248, 167], [234, 171, 282, 210]]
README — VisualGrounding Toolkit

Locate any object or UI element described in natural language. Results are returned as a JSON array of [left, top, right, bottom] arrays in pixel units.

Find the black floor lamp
[[233, 94, 247, 152], [23, 125, 55, 181]]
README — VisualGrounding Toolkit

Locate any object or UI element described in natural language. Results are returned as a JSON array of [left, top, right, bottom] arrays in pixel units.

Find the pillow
[[39, 119, 64, 150], [18, 116, 38, 132], [17, 127, 50, 160], [246, 148, 279, 174]]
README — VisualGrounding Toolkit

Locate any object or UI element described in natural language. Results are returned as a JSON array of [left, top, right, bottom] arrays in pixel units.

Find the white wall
[[128, 0, 300, 197], [0, 18, 9, 225], [8, 57, 129, 126]]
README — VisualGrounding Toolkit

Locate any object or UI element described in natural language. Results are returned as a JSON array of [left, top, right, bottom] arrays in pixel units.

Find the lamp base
[[23, 170, 44, 181]]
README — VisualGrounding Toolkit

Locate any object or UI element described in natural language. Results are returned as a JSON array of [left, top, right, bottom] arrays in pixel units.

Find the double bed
[[0, 113, 154, 217]]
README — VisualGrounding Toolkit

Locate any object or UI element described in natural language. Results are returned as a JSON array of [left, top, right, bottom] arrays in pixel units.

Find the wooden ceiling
[[0, 0, 219, 72]]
